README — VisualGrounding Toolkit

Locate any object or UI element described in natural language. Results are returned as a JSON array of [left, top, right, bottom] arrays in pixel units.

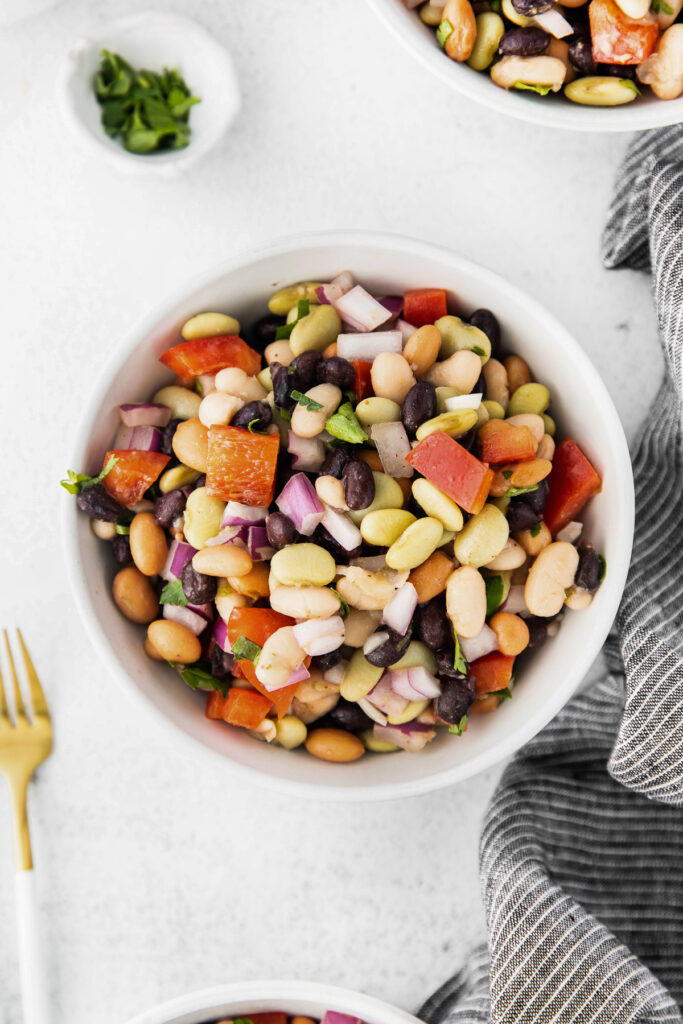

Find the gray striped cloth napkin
[[420, 128, 683, 1024]]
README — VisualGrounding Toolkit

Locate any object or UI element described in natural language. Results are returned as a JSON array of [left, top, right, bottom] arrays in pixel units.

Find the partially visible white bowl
[[125, 979, 423, 1024], [63, 231, 634, 801], [368, 0, 683, 132], [58, 11, 240, 175]]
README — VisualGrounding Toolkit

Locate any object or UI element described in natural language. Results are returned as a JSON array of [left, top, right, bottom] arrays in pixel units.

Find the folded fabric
[[420, 127, 683, 1024]]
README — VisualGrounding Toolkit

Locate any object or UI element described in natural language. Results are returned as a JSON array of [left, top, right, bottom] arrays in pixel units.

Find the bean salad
[[409, 0, 683, 105], [64, 273, 604, 763], [207, 1013, 366, 1024]]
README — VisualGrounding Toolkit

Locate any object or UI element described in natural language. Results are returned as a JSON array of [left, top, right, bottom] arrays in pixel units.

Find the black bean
[[266, 512, 296, 550], [574, 541, 601, 593], [435, 676, 476, 725], [211, 646, 235, 678], [318, 699, 374, 734], [506, 499, 542, 533], [320, 445, 355, 479], [271, 362, 295, 410], [316, 356, 355, 391], [76, 485, 122, 522], [402, 381, 436, 436], [458, 428, 478, 454], [181, 562, 218, 604], [499, 26, 550, 56], [111, 534, 133, 566], [511, 0, 553, 14], [154, 489, 186, 529], [468, 308, 501, 354], [312, 648, 343, 672], [522, 477, 549, 515], [290, 350, 321, 391], [231, 401, 272, 432], [343, 459, 376, 510], [568, 29, 597, 74], [160, 418, 181, 456], [417, 599, 452, 651], [435, 647, 460, 679], [525, 617, 548, 650], [250, 313, 284, 350], [364, 627, 413, 668], [312, 524, 362, 561], [599, 62, 636, 79]]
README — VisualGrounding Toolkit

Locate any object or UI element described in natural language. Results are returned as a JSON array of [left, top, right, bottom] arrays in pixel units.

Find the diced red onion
[[293, 616, 345, 656], [333, 285, 393, 332], [247, 525, 275, 561], [390, 666, 441, 701], [323, 660, 348, 685], [205, 524, 249, 548], [161, 540, 197, 581], [371, 421, 413, 479], [382, 582, 418, 635], [276, 473, 324, 536], [377, 295, 403, 322], [501, 585, 529, 616], [337, 330, 402, 362], [320, 505, 362, 551], [260, 661, 310, 692], [373, 722, 436, 752], [130, 426, 162, 452], [113, 424, 134, 449], [556, 521, 583, 544], [460, 624, 498, 662], [350, 554, 387, 572], [366, 673, 409, 717], [163, 604, 209, 636], [533, 7, 572, 35], [213, 617, 232, 653], [358, 697, 388, 726], [118, 403, 171, 428], [196, 373, 216, 396], [322, 1012, 365, 1024], [445, 392, 483, 412], [397, 318, 416, 343], [287, 431, 326, 472], [221, 501, 268, 527]]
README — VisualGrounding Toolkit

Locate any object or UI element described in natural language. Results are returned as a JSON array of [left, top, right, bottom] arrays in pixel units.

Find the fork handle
[[15, 870, 50, 1024]]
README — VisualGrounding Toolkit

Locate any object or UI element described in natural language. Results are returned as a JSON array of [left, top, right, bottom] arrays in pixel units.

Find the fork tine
[[3, 630, 26, 721], [16, 630, 48, 718], [0, 652, 8, 724]]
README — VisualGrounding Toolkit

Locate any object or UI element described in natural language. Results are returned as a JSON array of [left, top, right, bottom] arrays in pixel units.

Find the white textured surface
[[0, 1, 661, 1022]]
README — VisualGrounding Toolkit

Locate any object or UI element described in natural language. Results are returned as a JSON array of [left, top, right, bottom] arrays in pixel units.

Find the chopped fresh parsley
[[115, 523, 130, 535], [502, 469, 513, 480], [275, 299, 310, 340], [160, 578, 188, 607], [513, 82, 554, 96], [330, 588, 350, 620], [195, 379, 204, 396], [291, 389, 323, 412], [247, 418, 261, 433], [449, 715, 468, 736], [598, 555, 607, 582], [170, 661, 228, 696], [530, 522, 541, 538], [325, 401, 368, 444], [620, 79, 641, 95], [453, 633, 467, 675], [436, 19, 454, 47], [485, 575, 504, 616], [503, 483, 539, 499], [651, 0, 673, 13], [231, 635, 262, 663], [472, 345, 486, 357], [60, 454, 118, 495], [494, 687, 513, 701]]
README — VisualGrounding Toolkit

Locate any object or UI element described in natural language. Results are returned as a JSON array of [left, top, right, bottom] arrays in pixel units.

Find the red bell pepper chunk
[[351, 360, 374, 401], [205, 426, 280, 506], [589, 0, 659, 64], [227, 607, 299, 718], [469, 652, 515, 696], [159, 335, 261, 381], [406, 431, 493, 515], [544, 438, 602, 536], [479, 420, 538, 465], [206, 687, 272, 730], [101, 450, 170, 508], [249, 1015, 288, 1024], [403, 288, 448, 327]]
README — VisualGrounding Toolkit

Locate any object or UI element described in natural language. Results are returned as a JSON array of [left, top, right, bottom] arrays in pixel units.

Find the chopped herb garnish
[[449, 715, 468, 736], [504, 483, 539, 498], [651, 0, 673, 13], [291, 389, 323, 412], [513, 81, 554, 96], [160, 578, 188, 607], [490, 0, 502, 11], [436, 19, 454, 47], [325, 401, 369, 444], [620, 79, 641, 95], [247, 418, 261, 433], [279, 407, 291, 422], [530, 522, 541, 538], [472, 345, 486, 357], [502, 469, 513, 480], [331, 588, 350, 620], [195, 379, 204, 396], [233, 1018, 254, 1024], [493, 687, 513, 701], [169, 661, 228, 696], [485, 575, 504, 616], [453, 633, 467, 675], [232, 635, 262, 664], [60, 454, 118, 495], [275, 299, 310, 340], [115, 523, 130, 535], [598, 555, 607, 582]]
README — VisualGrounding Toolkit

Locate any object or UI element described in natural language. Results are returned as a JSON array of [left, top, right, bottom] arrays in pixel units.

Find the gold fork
[[0, 630, 53, 1024]]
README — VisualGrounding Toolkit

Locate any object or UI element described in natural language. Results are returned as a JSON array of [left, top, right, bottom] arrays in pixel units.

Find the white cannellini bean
[[199, 390, 244, 428], [446, 566, 487, 638], [255, 626, 307, 689], [215, 366, 267, 403], [525, 542, 579, 617]]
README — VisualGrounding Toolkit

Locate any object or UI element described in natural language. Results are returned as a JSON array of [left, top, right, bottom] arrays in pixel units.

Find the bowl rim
[[123, 978, 425, 1024], [56, 9, 241, 175], [367, 0, 683, 133], [63, 229, 635, 801]]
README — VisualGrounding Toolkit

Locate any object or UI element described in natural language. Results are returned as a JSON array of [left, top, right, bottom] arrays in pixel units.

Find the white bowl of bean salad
[[123, 980, 423, 1024], [368, 0, 683, 130], [63, 232, 633, 800]]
